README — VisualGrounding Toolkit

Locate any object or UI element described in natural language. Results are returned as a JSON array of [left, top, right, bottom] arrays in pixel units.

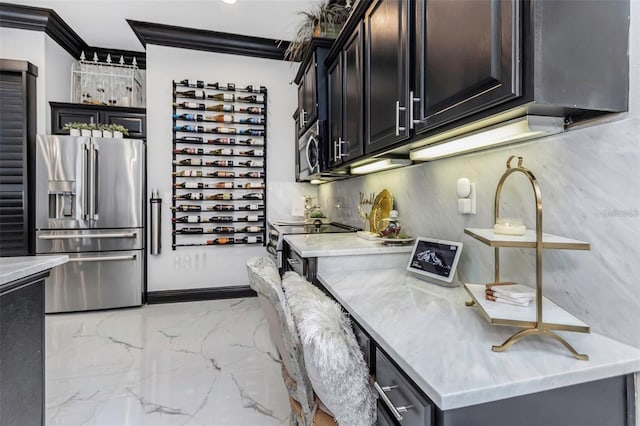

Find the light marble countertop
[[283, 233, 414, 257], [318, 268, 640, 410], [0, 255, 68, 287]]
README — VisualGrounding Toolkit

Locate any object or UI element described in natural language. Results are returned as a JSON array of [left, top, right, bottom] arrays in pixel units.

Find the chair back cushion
[[282, 272, 377, 426], [245, 257, 315, 422]]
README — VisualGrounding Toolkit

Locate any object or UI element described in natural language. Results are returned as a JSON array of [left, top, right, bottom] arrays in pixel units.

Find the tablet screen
[[407, 238, 463, 284]]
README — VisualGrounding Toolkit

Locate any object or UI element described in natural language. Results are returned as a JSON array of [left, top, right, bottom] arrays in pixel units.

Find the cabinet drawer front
[[352, 320, 371, 368], [375, 348, 433, 426], [377, 401, 397, 426]]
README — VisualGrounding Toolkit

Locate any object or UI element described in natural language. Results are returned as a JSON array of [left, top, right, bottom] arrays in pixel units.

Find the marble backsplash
[[318, 115, 640, 349]]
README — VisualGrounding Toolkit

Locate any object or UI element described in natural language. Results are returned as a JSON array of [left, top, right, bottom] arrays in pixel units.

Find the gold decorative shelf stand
[[464, 155, 591, 360]]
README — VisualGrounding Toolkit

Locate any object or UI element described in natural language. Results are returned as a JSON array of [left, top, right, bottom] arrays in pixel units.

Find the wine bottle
[[209, 216, 234, 222], [242, 193, 263, 200], [208, 204, 234, 211], [174, 125, 204, 133], [240, 204, 264, 211], [207, 114, 232, 123], [173, 215, 201, 223], [239, 149, 263, 156], [175, 192, 204, 200], [174, 147, 204, 155], [213, 182, 233, 189], [207, 193, 233, 200], [212, 226, 235, 233], [174, 204, 201, 212], [178, 79, 204, 88], [207, 171, 235, 178], [206, 104, 234, 113], [208, 93, 235, 102], [241, 236, 263, 244], [179, 227, 204, 234], [237, 95, 264, 103], [244, 84, 266, 94], [238, 106, 264, 115], [207, 137, 236, 145], [244, 225, 263, 232], [207, 237, 235, 245], [238, 117, 264, 125], [173, 113, 202, 121], [238, 171, 264, 178], [238, 214, 264, 222], [174, 158, 203, 166], [175, 89, 204, 99], [237, 182, 265, 189], [206, 160, 233, 167], [238, 138, 263, 146], [177, 136, 203, 143], [174, 182, 204, 189], [174, 101, 205, 110], [238, 159, 264, 167], [209, 148, 233, 156], [212, 127, 237, 134], [174, 170, 203, 177], [238, 129, 265, 136]]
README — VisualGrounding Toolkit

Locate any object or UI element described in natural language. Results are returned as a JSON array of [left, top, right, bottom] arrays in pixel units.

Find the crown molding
[[127, 20, 290, 61], [0, 3, 146, 68]]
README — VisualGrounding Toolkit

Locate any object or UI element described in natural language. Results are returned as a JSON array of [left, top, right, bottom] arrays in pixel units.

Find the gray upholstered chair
[[282, 271, 377, 426], [246, 257, 336, 426]]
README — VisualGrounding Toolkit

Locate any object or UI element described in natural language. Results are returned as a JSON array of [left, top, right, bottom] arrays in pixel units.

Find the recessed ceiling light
[[222, 0, 237, 4]]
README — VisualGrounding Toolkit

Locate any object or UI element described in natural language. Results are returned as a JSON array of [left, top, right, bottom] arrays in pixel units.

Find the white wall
[[0, 28, 74, 134], [145, 44, 313, 291], [319, 1, 640, 350], [44, 35, 74, 130], [0, 27, 47, 133]]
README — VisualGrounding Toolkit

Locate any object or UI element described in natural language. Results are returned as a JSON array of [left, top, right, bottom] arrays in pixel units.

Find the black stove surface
[[275, 222, 359, 235]]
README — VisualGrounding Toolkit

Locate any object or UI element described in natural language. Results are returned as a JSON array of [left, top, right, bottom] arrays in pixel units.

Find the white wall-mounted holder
[[457, 177, 476, 214]]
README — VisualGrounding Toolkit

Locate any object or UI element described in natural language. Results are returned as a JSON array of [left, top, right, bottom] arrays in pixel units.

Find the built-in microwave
[[297, 120, 323, 181]]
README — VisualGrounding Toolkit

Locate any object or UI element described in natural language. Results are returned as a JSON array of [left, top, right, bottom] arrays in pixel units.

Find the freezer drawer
[[36, 228, 143, 253], [45, 250, 143, 313]]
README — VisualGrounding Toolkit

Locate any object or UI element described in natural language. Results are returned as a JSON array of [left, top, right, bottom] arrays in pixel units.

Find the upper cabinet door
[[301, 54, 318, 131], [343, 23, 364, 162], [327, 56, 343, 167], [414, 0, 521, 134], [364, 0, 410, 154]]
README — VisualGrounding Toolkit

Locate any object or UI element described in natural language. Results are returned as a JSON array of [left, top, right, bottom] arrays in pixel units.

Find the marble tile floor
[[45, 298, 291, 426]]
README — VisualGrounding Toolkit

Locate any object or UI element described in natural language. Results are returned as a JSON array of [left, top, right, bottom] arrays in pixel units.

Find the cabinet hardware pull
[[287, 258, 302, 265], [300, 109, 306, 129], [409, 91, 421, 129], [374, 381, 408, 421], [333, 140, 339, 162], [395, 101, 406, 136], [338, 138, 347, 158]]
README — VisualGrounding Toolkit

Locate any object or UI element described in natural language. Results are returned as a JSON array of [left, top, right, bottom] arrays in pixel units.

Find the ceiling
[[6, 0, 319, 52]]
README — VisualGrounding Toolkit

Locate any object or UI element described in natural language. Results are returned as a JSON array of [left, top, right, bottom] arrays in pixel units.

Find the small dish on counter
[[380, 237, 415, 245]]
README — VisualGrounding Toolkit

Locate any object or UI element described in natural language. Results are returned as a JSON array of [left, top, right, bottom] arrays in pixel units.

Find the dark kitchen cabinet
[[0, 60, 37, 257], [328, 23, 364, 167], [295, 38, 333, 137], [364, 0, 410, 154], [50, 102, 146, 139], [413, 0, 521, 134]]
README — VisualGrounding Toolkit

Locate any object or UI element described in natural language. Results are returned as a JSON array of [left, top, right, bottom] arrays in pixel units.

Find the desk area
[[284, 233, 640, 425]]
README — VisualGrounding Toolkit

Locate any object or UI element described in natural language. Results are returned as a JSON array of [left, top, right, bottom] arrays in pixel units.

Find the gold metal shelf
[[465, 155, 590, 361], [464, 228, 590, 250]]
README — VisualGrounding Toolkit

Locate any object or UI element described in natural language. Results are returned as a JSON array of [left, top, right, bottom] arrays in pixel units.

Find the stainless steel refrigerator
[[35, 135, 145, 313]]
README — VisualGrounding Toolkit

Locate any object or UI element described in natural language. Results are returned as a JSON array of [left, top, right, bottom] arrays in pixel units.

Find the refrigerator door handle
[[38, 232, 138, 240], [83, 143, 91, 220], [68, 254, 137, 263], [89, 143, 99, 221]]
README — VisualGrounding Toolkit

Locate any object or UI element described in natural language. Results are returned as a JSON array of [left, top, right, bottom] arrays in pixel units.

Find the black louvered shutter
[[0, 61, 38, 256]]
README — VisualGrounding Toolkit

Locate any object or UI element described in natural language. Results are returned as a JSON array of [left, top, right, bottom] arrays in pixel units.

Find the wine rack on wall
[[171, 79, 267, 249]]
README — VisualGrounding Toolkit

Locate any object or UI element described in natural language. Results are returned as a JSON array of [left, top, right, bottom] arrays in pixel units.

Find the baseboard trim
[[147, 286, 256, 304]]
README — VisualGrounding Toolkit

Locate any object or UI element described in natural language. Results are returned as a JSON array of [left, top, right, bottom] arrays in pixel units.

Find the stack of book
[[485, 282, 535, 307]]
